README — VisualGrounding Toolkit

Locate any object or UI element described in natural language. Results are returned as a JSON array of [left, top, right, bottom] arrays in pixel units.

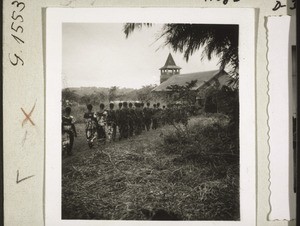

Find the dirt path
[[63, 121, 171, 164], [63, 116, 204, 162]]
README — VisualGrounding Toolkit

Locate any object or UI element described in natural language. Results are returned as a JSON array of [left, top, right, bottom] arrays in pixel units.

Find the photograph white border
[[46, 8, 256, 226]]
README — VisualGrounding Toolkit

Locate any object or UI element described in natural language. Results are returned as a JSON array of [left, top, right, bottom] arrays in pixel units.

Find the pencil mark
[[21, 130, 28, 146], [11, 21, 24, 33], [62, 0, 76, 6], [272, 0, 286, 11], [16, 170, 34, 184], [204, 0, 240, 5], [8, 52, 24, 66], [21, 100, 37, 127], [11, 10, 24, 22], [290, 0, 296, 10], [9, 1, 25, 66], [12, 1, 25, 12]]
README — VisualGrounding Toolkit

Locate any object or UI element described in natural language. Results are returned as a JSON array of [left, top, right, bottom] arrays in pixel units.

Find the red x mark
[[21, 101, 36, 127]]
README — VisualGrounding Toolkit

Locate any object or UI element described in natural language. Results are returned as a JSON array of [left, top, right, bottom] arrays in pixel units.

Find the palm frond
[[123, 23, 153, 38]]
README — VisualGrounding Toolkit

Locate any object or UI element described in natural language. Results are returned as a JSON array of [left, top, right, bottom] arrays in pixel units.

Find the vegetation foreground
[[62, 114, 239, 220]]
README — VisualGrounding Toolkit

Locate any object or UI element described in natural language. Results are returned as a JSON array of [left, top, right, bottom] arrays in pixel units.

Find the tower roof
[[159, 53, 181, 70]]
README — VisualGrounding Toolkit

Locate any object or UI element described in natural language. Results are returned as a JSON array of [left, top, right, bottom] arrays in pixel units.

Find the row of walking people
[[62, 101, 188, 155], [84, 101, 166, 147]]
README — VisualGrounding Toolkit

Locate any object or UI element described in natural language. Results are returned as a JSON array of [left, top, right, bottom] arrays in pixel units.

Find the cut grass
[[62, 114, 239, 220]]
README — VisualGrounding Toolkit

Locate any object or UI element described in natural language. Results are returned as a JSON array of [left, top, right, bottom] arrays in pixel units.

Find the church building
[[153, 53, 230, 92], [152, 53, 232, 111]]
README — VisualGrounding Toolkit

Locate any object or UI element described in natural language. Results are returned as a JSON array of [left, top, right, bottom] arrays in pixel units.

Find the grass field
[[62, 114, 239, 220]]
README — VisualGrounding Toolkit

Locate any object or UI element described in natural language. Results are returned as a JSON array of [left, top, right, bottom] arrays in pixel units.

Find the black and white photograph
[[61, 22, 239, 221], [46, 8, 255, 226]]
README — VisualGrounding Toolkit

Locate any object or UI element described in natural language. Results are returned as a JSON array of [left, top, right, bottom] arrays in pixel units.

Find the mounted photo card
[[46, 7, 255, 226]]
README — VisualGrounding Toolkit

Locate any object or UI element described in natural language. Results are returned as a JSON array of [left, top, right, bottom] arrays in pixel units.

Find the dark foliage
[[108, 86, 118, 102], [166, 80, 198, 105], [62, 88, 80, 103], [136, 84, 157, 102]]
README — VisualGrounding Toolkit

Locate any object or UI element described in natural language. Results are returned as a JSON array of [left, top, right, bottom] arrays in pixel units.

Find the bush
[[163, 114, 240, 220], [163, 114, 239, 164]]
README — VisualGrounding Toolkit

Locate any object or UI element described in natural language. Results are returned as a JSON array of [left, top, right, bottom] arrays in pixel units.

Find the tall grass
[[164, 114, 238, 157], [62, 114, 240, 220], [162, 114, 240, 220]]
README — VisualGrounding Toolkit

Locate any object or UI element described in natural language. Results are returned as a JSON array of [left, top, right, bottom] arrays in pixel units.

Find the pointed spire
[[164, 53, 177, 67], [159, 53, 182, 83], [159, 53, 181, 70]]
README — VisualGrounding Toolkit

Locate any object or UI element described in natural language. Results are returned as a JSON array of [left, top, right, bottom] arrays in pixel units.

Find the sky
[[62, 23, 220, 89]]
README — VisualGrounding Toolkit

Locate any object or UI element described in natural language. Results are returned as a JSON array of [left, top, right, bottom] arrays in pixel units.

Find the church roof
[[152, 69, 230, 92], [159, 53, 181, 70]]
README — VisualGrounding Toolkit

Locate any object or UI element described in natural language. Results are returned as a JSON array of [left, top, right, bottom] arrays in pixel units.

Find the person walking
[[96, 103, 107, 144], [106, 103, 117, 142], [62, 107, 77, 156], [152, 104, 158, 130], [143, 102, 152, 131], [128, 102, 136, 137], [119, 102, 130, 139]]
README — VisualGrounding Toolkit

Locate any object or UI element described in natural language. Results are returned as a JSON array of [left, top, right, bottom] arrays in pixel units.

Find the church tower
[[159, 53, 181, 83]]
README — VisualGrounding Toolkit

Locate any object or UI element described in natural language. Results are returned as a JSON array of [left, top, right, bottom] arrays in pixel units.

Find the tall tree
[[62, 88, 79, 102], [108, 86, 118, 102], [136, 84, 157, 102]]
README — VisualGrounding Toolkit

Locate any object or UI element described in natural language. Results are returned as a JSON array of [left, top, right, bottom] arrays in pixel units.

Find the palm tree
[[123, 23, 239, 83]]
